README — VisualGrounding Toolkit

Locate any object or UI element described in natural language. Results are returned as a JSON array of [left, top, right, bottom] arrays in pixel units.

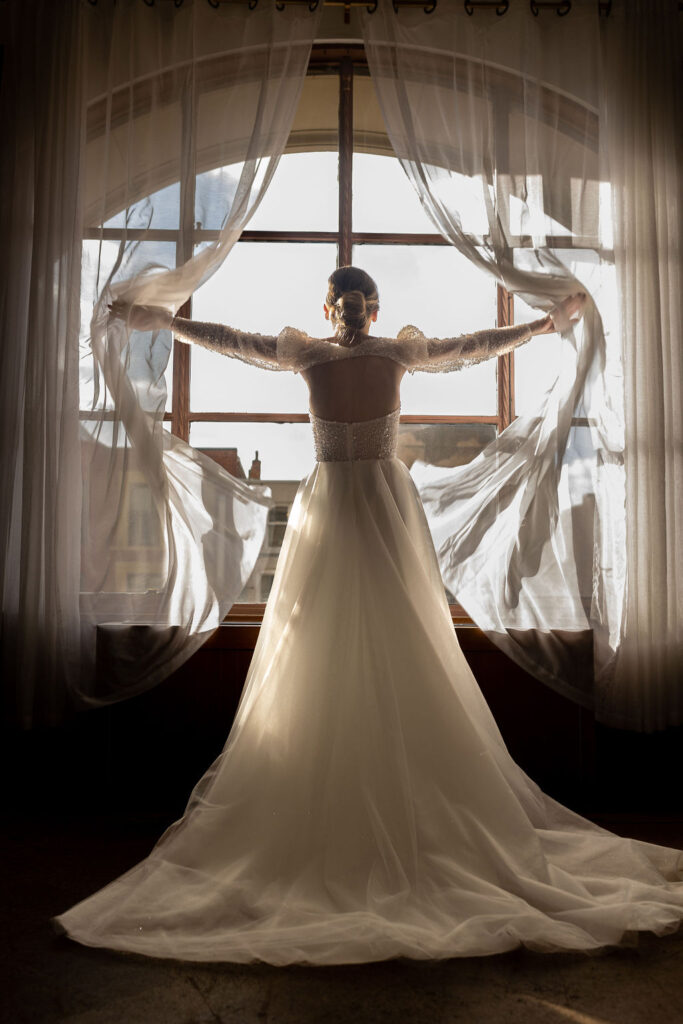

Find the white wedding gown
[[52, 325, 683, 965]]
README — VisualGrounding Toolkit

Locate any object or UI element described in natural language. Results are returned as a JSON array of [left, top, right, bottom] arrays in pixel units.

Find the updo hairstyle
[[326, 266, 379, 345]]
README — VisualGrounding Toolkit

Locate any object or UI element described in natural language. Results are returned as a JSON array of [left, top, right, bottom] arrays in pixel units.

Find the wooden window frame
[[162, 47, 518, 624], [83, 43, 601, 626]]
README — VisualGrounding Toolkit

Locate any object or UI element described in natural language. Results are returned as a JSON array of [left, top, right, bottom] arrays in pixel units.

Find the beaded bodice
[[310, 408, 400, 462]]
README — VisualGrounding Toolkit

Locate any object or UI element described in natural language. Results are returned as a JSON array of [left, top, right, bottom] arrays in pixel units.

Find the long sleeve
[[396, 323, 534, 374], [171, 317, 286, 372]]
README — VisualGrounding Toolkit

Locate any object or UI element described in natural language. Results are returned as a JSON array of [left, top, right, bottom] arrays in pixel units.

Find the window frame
[[82, 43, 606, 627], [166, 47, 512, 623]]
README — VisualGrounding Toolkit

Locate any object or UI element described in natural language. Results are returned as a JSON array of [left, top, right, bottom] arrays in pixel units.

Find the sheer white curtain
[[362, 0, 681, 729], [1, 0, 320, 726]]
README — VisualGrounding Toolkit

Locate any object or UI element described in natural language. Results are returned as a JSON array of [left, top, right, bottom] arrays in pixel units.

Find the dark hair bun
[[326, 266, 380, 345], [335, 290, 367, 331]]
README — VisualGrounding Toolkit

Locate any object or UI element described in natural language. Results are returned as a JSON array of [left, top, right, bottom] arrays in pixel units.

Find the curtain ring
[[465, 2, 509, 15], [366, 1, 379, 13], [530, 1, 572, 14], [393, 1, 437, 13]]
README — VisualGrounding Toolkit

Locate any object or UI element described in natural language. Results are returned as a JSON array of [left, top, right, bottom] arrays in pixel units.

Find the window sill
[[225, 602, 473, 624], [212, 616, 498, 652]]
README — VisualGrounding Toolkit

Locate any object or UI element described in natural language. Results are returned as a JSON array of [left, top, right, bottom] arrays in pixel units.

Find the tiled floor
[[3, 813, 682, 1024]]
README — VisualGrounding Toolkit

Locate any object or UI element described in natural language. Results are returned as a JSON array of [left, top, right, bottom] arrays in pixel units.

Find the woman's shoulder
[[276, 326, 429, 373]]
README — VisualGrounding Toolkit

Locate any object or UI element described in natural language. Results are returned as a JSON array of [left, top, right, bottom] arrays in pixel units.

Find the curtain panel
[[599, 0, 682, 730], [0, 0, 84, 727], [361, 0, 681, 730], [1, 0, 320, 726]]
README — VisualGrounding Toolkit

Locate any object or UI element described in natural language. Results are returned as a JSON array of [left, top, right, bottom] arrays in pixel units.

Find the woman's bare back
[[302, 351, 406, 423]]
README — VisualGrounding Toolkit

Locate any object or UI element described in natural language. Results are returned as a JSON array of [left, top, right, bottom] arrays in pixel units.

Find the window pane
[[353, 153, 437, 234], [354, 244, 497, 415], [232, 477, 302, 603], [102, 181, 180, 231], [190, 242, 335, 413], [195, 158, 286, 233], [80, 240, 176, 415], [398, 422, 496, 469], [192, 422, 314, 481], [244, 152, 339, 232]]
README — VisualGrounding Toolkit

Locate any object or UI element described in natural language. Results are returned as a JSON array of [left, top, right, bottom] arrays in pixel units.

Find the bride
[[53, 267, 683, 965]]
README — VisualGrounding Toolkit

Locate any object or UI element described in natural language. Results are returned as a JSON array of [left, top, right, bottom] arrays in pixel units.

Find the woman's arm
[[416, 293, 586, 371], [108, 302, 281, 370], [170, 317, 279, 368]]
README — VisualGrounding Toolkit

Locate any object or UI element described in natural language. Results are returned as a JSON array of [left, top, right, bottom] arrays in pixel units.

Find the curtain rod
[[84, 0, 627, 16]]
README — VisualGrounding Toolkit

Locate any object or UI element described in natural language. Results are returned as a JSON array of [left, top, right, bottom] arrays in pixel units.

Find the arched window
[[81, 46, 613, 619]]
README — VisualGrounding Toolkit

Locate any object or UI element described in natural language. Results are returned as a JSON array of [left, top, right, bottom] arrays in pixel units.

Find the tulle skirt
[[52, 456, 683, 964]]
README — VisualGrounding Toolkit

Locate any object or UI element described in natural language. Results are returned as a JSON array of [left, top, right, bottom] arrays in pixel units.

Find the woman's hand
[[531, 293, 587, 336], [107, 301, 174, 332]]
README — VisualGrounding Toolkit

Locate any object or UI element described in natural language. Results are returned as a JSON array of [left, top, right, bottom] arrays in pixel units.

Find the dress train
[[52, 414, 683, 964]]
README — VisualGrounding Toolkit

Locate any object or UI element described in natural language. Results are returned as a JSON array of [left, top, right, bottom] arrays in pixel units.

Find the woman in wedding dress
[[53, 267, 683, 965]]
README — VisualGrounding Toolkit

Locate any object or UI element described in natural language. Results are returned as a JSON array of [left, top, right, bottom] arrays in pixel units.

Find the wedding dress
[[52, 322, 683, 965]]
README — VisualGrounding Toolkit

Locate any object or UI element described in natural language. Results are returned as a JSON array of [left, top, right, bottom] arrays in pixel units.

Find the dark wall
[[3, 626, 681, 823]]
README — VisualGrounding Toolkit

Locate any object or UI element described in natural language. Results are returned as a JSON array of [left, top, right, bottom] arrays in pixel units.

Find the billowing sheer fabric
[[361, 0, 681, 728], [360, 2, 626, 720], [53, 338, 683, 963], [1, 0, 320, 723]]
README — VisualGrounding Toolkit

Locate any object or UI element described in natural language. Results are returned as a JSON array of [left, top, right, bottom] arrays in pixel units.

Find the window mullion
[[497, 284, 515, 431], [338, 56, 353, 266], [172, 71, 197, 443], [171, 304, 191, 441]]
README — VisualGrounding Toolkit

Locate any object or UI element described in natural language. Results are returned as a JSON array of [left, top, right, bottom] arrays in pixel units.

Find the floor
[[2, 812, 682, 1024]]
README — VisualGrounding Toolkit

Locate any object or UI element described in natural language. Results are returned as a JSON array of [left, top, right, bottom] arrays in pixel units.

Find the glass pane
[[191, 421, 314, 482], [245, 152, 339, 232], [397, 422, 496, 470], [354, 244, 497, 415], [80, 240, 176, 415], [190, 242, 335, 413], [102, 181, 180, 231], [195, 74, 338, 232], [353, 153, 437, 234], [195, 159, 275, 233]]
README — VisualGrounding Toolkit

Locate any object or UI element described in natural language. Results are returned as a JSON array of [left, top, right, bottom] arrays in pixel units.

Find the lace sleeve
[[396, 323, 534, 373], [171, 317, 287, 372]]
